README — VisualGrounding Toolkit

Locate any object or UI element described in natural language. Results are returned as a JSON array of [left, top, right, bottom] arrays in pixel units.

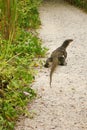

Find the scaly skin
[[44, 39, 73, 86]]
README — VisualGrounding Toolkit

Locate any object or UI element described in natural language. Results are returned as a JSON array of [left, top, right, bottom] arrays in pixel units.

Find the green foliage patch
[[0, 0, 47, 129], [17, 0, 42, 28], [65, 0, 87, 11]]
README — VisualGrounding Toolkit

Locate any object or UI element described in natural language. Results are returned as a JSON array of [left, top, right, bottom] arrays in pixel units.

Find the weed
[[0, 0, 47, 129], [65, 0, 87, 11]]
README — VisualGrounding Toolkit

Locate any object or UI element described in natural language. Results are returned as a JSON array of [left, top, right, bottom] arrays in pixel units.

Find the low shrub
[[0, 0, 47, 129], [65, 0, 87, 11]]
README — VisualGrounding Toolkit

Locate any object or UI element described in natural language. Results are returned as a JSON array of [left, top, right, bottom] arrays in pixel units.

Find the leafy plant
[[0, 0, 47, 129], [17, 0, 42, 28], [65, 0, 87, 11]]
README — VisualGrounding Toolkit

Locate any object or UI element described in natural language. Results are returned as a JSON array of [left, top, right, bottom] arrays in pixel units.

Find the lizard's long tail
[[50, 57, 59, 87]]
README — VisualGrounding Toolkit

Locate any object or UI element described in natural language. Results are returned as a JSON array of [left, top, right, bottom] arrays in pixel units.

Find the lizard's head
[[62, 39, 73, 48], [66, 39, 73, 43]]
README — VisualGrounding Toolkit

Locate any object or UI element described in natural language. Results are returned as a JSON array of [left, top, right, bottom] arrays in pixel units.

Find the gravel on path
[[15, 0, 87, 130]]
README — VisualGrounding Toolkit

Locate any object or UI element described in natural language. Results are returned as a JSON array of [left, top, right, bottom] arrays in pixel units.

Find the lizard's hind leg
[[58, 57, 67, 66]]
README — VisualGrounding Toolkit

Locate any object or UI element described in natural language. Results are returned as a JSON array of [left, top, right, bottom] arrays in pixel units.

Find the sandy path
[[16, 0, 87, 130]]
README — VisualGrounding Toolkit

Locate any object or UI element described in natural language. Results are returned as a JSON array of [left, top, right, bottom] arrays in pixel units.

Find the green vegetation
[[65, 0, 87, 11], [0, 0, 47, 129]]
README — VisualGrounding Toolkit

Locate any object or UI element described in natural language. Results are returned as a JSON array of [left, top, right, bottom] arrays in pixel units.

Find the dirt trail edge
[[15, 0, 87, 130]]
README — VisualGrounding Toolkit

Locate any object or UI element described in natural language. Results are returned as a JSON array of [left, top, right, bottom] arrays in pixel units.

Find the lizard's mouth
[[69, 39, 73, 42]]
